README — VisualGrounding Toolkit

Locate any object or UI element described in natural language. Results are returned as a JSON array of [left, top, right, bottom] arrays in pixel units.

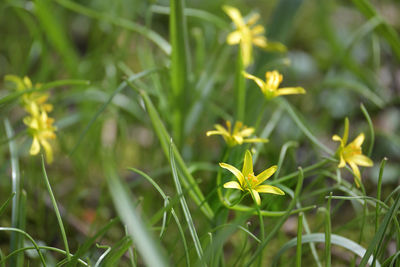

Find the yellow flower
[[220, 150, 284, 205], [5, 75, 56, 163], [23, 110, 57, 164], [243, 70, 306, 99], [206, 120, 268, 147], [223, 5, 286, 67], [332, 118, 373, 187]]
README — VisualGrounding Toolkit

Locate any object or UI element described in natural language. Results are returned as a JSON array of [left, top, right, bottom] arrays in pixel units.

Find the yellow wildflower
[[220, 150, 284, 205], [23, 110, 57, 163], [223, 5, 286, 67], [243, 70, 306, 99], [332, 118, 373, 187], [5, 75, 56, 163], [206, 120, 268, 147]]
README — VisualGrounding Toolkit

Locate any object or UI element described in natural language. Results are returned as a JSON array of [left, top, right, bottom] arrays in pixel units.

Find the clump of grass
[[1, 0, 400, 266]]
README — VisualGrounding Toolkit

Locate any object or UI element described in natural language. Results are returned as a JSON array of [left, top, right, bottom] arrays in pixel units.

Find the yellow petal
[[243, 71, 265, 90], [233, 135, 243, 145], [249, 189, 261, 205], [251, 25, 265, 35], [276, 87, 306, 96], [219, 163, 245, 186], [242, 150, 253, 178], [252, 36, 268, 48], [255, 165, 277, 185], [237, 127, 254, 138], [350, 154, 373, 167], [222, 5, 244, 28], [214, 124, 230, 136], [263, 41, 287, 52], [5, 75, 24, 90], [246, 13, 260, 26], [29, 137, 41, 155], [265, 71, 282, 90], [255, 185, 285, 195], [349, 161, 361, 187], [23, 76, 32, 89], [206, 130, 223, 136], [227, 31, 241, 45], [332, 135, 342, 142], [338, 153, 346, 168], [243, 138, 269, 143], [223, 181, 243, 191], [40, 138, 53, 164], [350, 133, 365, 148]]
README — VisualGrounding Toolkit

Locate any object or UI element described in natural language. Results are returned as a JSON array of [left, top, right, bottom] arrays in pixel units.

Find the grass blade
[[360, 103, 375, 156], [104, 158, 168, 267], [296, 212, 304, 267], [4, 119, 22, 267], [0, 192, 15, 217], [272, 233, 381, 267], [325, 193, 332, 267], [169, 140, 204, 260], [137, 89, 214, 219]]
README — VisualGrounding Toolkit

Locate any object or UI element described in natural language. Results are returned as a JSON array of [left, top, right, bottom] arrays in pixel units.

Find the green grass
[[1, 0, 400, 266]]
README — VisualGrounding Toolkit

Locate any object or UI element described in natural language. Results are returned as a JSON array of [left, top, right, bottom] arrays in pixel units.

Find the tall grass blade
[[105, 159, 168, 267], [296, 212, 303, 267], [0, 192, 15, 217], [4, 119, 22, 267], [137, 89, 214, 219], [325, 193, 332, 267], [170, 0, 189, 144], [169, 141, 204, 260]]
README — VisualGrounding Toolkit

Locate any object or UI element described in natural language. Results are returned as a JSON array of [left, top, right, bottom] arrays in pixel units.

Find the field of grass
[[0, 0, 399, 266]]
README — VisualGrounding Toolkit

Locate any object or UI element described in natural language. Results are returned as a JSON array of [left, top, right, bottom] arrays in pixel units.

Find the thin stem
[[41, 155, 71, 261]]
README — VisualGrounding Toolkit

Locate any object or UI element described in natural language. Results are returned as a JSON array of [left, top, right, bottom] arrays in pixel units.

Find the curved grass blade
[[105, 160, 168, 267], [0, 192, 15, 217], [271, 233, 381, 267], [0, 227, 46, 266], [128, 167, 190, 266], [279, 99, 333, 155], [54, 0, 171, 54], [170, 141, 204, 260]]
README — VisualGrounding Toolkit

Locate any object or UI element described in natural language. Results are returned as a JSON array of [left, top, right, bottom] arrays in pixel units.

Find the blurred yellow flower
[[5, 75, 56, 163], [220, 150, 284, 205], [243, 70, 306, 99], [24, 110, 57, 163], [206, 120, 268, 147], [332, 118, 373, 187], [223, 5, 286, 67]]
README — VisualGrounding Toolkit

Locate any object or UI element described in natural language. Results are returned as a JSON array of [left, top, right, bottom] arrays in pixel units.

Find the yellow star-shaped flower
[[243, 70, 306, 99], [220, 150, 284, 205], [223, 5, 286, 67], [332, 118, 373, 187], [206, 120, 268, 147]]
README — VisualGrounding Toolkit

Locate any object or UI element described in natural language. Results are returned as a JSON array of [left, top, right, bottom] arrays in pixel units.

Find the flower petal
[[243, 71, 265, 91], [214, 124, 229, 136], [349, 161, 361, 187], [251, 25, 265, 35], [246, 13, 260, 26], [219, 163, 244, 186], [242, 150, 253, 178], [237, 127, 254, 138], [40, 138, 53, 164], [332, 135, 342, 142], [338, 153, 346, 168], [206, 130, 223, 136], [227, 31, 241, 45], [255, 165, 277, 185], [252, 36, 267, 48], [223, 181, 243, 190], [29, 137, 41, 155], [222, 5, 245, 28], [350, 133, 365, 148], [243, 138, 269, 143], [255, 185, 285, 195], [249, 189, 261, 205], [350, 154, 373, 167], [276, 87, 306, 96]]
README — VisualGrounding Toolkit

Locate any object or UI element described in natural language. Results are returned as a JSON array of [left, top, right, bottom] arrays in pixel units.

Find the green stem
[[296, 212, 303, 267], [235, 48, 245, 122], [41, 156, 71, 261]]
